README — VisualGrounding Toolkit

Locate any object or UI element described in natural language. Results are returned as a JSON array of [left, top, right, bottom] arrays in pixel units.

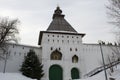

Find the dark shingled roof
[[38, 7, 86, 45], [47, 6, 77, 33]]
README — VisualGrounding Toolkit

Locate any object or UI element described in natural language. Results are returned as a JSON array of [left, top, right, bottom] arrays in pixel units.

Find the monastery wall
[[0, 43, 41, 73], [83, 44, 118, 73]]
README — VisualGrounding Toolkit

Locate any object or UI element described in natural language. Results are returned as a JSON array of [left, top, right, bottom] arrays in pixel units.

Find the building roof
[[38, 7, 86, 45], [47, 6, 77, 33]]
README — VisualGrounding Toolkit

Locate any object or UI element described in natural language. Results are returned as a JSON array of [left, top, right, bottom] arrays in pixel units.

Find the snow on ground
[[0, 64, 120, 80], [110, 65, 120, 80], [76, 72, 106, 80], [0, 73, 36, 80]]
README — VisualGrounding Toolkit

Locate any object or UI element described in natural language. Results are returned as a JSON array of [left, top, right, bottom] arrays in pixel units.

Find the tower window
[[68, 40, 69, 43], [72, 55, 78, 63], [51, 49, 62, 60], [51, 47, 53, 50], [73, 41, 74, 43], [52, 35, 54, 37], [59, 47, 61, 50], [75, 48, 78, 51], [48, 35, 49, 37], [70, 48, 72, 51], [72, 36, 74, 38], [67, 36, 69, 38], [57, 40, 59, 42], [14, 52, 16, 56], [62, 40, 64, 43], [48, 39, 50, 42]]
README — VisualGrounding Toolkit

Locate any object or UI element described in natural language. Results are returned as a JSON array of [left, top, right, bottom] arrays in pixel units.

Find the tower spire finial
[[57, 3, 59, 8], [52, 5, 64, 19]]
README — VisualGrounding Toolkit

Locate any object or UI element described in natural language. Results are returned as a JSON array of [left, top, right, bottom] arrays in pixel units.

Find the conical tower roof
[[47, 6, 77, 33]]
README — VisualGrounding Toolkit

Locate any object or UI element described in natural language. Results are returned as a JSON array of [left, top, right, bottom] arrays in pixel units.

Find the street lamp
[[98, 40, 108, 80]]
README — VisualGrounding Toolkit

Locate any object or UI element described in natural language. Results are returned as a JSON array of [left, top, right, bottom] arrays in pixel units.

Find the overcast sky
[[0, 0, 116, 46]]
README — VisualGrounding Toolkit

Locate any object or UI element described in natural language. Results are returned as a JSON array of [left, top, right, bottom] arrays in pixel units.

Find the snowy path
[[0, 73, 36, 80]]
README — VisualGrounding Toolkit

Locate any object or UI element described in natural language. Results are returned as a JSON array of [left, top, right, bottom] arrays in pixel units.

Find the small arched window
[[51, 49, 62, 60], [70, 48, 72, 51], [72, 55, 78, 63], [62, 40, 64, 43], [75, 48, 78, 51], [51, 47, 53, 50]]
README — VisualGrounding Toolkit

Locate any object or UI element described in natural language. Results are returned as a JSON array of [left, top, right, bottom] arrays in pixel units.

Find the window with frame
[[53, 40, 54, 42], [70, 48, 72, 51], [51, 49, 62, 60], [62, 40, 64, 43], [72, 55, 79, 63], [51, 47, 53, 50], [75, 48, 78, 51], [48, 39, 50, 42]]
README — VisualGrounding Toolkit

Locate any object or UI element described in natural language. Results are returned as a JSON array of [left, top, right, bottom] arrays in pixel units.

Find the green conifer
[[20, 49, 44, 80]]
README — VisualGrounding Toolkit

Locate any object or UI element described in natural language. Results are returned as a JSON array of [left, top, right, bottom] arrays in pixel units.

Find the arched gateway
[[71, 68, 80, 79], [49, 65, 63, 80]]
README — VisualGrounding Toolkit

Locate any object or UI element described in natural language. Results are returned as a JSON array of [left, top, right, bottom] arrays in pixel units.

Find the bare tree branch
[[0, 17, 20, 60], [107, 0, 120, 27]]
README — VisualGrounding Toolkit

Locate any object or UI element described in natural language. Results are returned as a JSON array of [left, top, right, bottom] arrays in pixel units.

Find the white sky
[[0, 0, 116, 46]]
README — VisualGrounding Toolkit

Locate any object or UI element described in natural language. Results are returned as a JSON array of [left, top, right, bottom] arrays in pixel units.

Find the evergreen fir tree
[[20, 49, 44, 80]]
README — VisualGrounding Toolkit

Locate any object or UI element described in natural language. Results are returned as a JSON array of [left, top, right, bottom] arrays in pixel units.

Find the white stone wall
[[41, 32, 86, 80], [83, 44, 118, 73], [0, 43, 41, 73]]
